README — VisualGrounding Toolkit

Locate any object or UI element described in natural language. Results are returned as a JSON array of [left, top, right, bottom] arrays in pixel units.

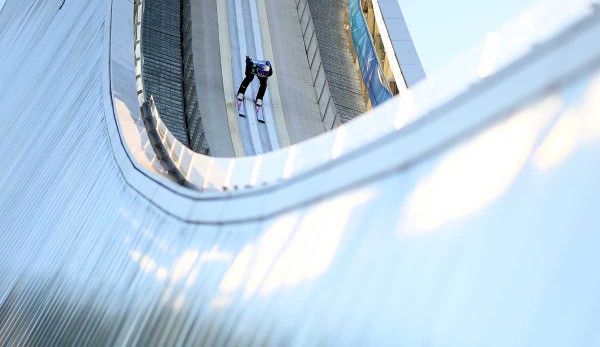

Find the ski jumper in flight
[[237, 56, 273, 107]]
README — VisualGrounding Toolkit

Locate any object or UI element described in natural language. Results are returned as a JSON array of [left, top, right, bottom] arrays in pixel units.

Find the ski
[[255, 103, 265, 123], [237, 95, 246, 118]]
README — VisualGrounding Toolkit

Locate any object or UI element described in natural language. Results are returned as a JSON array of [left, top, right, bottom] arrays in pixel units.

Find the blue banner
[[348, 0, 393, 106]]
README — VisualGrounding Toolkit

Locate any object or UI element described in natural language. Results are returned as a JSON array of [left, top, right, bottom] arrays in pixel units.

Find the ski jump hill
[[0, 0, 599, 345]]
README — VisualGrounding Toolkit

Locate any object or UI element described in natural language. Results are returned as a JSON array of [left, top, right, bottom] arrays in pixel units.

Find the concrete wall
[[294, 0, 340, 130]]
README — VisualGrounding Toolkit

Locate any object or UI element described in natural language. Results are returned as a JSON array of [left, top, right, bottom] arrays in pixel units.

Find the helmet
[[257, 61, 271, 77]]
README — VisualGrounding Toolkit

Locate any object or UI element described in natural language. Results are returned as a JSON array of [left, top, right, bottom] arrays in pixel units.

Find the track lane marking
[[216, 0, 245, 157]]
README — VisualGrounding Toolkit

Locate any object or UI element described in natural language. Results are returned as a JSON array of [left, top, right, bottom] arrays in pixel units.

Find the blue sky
[[397, 0, 538, 74], [0, 0, 6, 13]]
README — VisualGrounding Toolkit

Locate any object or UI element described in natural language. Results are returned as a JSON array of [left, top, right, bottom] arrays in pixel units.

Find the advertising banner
[[348, 0, 393, 106]]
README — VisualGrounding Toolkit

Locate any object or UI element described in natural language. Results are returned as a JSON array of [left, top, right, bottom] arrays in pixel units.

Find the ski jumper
[[237, 56, 273, 102]]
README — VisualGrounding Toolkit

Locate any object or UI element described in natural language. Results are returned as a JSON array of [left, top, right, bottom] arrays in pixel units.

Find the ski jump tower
[[0, 0, 599, 345]]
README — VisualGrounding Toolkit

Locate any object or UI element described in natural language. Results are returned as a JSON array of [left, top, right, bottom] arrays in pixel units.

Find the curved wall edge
[[106, 0, 600, 225]]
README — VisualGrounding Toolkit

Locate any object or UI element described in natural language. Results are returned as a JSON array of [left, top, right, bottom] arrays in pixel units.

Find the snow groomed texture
[[1, 0, 600, 345]]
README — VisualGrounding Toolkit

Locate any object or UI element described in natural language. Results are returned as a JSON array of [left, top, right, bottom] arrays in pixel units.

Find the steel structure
[[0, 0, 599, 345]]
